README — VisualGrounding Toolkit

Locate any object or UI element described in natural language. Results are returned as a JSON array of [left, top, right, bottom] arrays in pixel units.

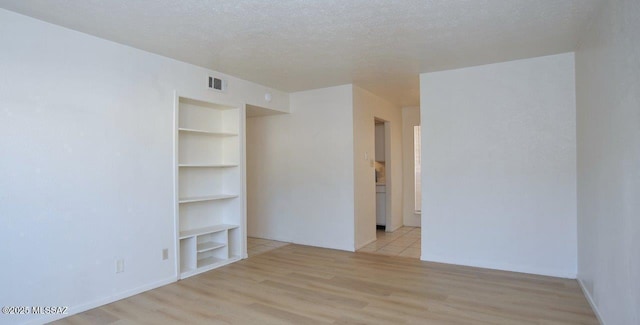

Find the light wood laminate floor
[[54, 244, 597, 324], [247, 237, 290, 257]]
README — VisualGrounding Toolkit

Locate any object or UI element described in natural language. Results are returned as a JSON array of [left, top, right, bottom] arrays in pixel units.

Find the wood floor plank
[[53, 244, 597, 325]]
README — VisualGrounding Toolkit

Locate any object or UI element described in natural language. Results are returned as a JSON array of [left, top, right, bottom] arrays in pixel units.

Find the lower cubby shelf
[[179, 223, 241, 279], [180, 256, 242, 279], [197, 241, 225, 253], [198, 256, 225, 268]]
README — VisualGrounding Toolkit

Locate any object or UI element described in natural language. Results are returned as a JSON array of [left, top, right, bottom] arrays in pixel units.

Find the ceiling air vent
[[208, 75, 227, 92]]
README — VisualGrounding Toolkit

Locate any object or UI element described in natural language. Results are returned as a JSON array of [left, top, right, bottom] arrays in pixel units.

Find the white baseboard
[[386, 223, 404, 232], [420, 254, 576, 279], [578, 278, 605, 325], [291, 239, 355, 252], [25, 276, 177, 325], [402, 217, 421, 228]]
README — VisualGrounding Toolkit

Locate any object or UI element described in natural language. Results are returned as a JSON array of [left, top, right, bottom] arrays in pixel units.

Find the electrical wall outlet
[[162, 248, 169, 260], [116, 258, 124, 273]]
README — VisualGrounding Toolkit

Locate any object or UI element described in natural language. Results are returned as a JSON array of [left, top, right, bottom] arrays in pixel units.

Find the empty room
[[0, 1, 638, 324]]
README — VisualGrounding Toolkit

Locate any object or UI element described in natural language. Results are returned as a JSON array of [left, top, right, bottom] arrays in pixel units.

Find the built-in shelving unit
[[175, 96, 245, 280]]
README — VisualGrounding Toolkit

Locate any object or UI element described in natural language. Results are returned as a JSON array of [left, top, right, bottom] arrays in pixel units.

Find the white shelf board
[[178, 194, 238, 204], [179, 97, 237, 110], [178, 163, 238, 168], [179, 224, 239, 239], [197, 256, 226, 268], [179, 256, 242, 279], [178, 128, 238, 136], [197, 241, 226, 253]]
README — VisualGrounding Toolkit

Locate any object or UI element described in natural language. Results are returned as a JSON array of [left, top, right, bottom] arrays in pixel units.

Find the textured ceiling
[[0, 0, 601, 106]]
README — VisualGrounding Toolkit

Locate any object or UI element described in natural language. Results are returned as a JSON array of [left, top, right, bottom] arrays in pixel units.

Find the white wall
[[246, 85, 355, 251], [353, 86, 403, 249], [0, 9, 288, 324], [420, 53, 577, 278], [248, 85, 400, 252], [576, 0, 640, 323], [401, 106, 421, 227]]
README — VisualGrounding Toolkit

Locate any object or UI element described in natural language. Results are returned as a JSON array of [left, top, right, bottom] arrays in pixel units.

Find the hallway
[[357, 226, 421, 258]]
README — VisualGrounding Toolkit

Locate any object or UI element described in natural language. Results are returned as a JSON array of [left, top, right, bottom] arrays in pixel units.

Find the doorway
[[373, 117, 395, 232], [245, 104, 290, 257], [374, 119, 388, 230], [356, 117, 421, 258]]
